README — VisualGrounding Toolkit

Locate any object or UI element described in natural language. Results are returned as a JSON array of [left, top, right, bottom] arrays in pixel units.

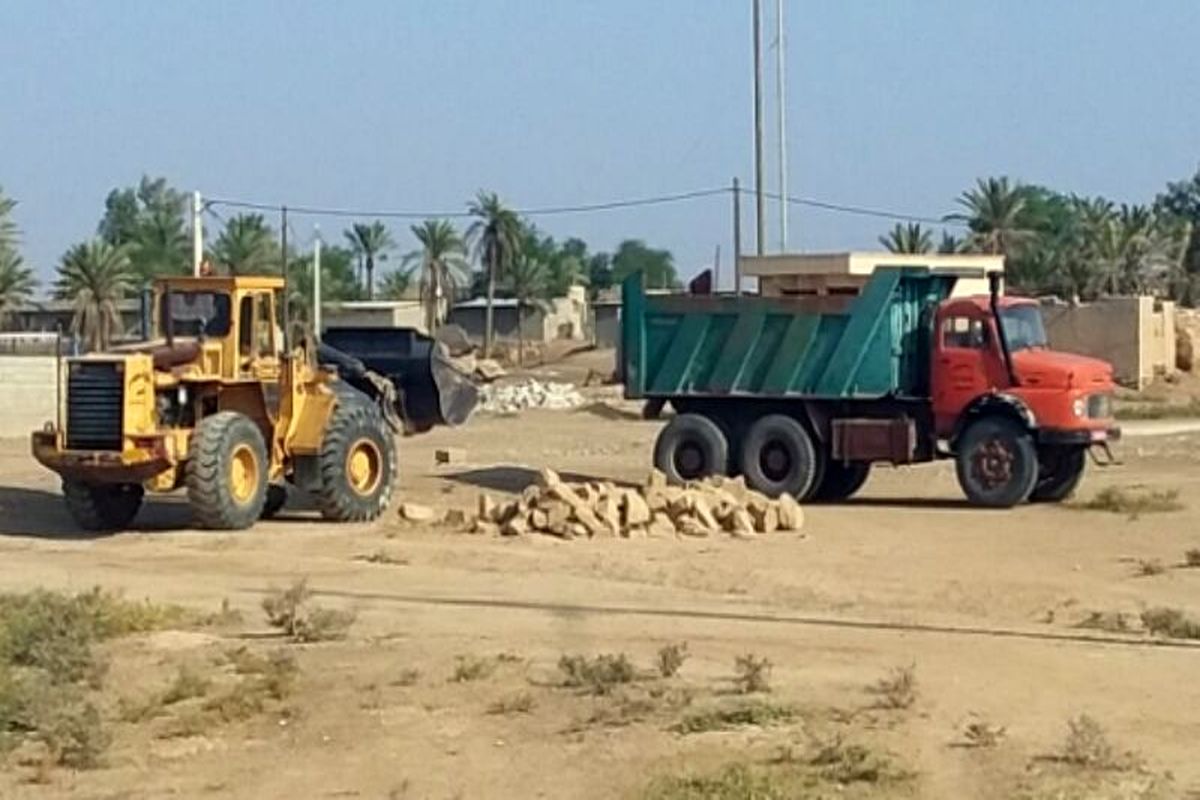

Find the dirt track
[[2, 368, 1199, 798]]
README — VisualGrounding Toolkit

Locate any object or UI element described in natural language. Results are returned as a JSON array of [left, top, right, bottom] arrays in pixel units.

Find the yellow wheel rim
[[345, 438, 383, 496], [230, 443, 259, 504]]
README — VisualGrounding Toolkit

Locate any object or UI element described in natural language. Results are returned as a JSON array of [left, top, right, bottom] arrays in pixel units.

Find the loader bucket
[[319, 328, 479, 434]]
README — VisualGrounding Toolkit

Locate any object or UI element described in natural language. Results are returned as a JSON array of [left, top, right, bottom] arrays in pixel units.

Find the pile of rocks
[[478, 379, 585, 414], [470, 468, 804, 539]]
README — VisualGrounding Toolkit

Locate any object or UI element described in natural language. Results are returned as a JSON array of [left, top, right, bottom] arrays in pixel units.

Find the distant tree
[[937, 232, 963, 254], [375, 268, 412, 301], [466, 192, 523, 357], [609, 239, 678, 290], [948, 177, 1039, 257], [290, 244, 363, 326], [879, 223, 933, 254], [403, 219, 470, 333], [55, 240, 134, 351], [0, 249, 36, 326], [586, 252, 614, 297], [1155, 166, 1200, 303], [0, 187, 35, 325], [211, 214, 278, 275], [506, 255, 547, 365], [344, 221, 395, 300], [97, 176, 189, 284]]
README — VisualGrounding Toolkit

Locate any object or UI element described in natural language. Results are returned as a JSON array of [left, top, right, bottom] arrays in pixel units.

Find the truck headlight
[[1072, 398, 1086, 418]]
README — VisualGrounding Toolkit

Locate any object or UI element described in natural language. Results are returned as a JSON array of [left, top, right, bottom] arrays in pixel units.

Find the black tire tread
[[314, 396, 396, 522], [1030, 446, 1087, 503], [813, 461, 871, 502], [186, 411, 268, 530], [740, 413, 821, 500], [955, 416, 1038, 508], [653, 413, 729, 484], [62, 481, 143, 532]]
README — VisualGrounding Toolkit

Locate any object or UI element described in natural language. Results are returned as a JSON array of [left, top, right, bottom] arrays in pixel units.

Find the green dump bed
[[621, 267, 960, 401]]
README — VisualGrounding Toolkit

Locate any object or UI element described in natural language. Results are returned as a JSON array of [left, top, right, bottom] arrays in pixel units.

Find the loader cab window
[[238, 293, 277, 359], [162, 291, 231, 338], [941, 315, 989, 350]]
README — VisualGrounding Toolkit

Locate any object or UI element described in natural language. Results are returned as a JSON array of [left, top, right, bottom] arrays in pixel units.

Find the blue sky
[[3, 0, 1199, 288]]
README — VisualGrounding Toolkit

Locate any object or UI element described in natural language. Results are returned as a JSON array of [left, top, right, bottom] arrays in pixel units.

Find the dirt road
[[2, 390, 1199, 798]]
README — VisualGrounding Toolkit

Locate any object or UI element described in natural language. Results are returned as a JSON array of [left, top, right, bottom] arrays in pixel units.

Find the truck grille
[[66, 361, 124, 451], [1087, 393, 1113, 419]]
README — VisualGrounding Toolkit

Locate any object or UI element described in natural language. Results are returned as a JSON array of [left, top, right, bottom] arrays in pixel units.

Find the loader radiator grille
[[66, 362, 124, 451]]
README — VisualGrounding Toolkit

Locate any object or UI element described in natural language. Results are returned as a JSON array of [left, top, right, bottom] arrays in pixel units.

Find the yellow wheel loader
[[31, 275, 476, 531]]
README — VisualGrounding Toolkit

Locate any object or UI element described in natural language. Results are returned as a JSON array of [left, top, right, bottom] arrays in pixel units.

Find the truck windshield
[[161, 291, 231, 338], [999, 305, 1047, 351]]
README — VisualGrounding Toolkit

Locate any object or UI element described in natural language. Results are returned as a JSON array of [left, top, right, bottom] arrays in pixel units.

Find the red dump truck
[[621, 267, 1119, 507]]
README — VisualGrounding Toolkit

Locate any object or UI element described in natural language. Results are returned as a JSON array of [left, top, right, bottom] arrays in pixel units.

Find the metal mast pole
[[313, 225, 322, 342], [775, 0, 788, 252], [280, 205, 289, 351], [732, 177, 743, 294], [753, 0, 766, 255], [191, 191, 203, 276]]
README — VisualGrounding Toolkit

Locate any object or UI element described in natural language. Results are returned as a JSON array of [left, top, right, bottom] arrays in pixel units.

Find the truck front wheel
[[1030, 446, 1087, 503], [62, 480, 143, 532], [741, 414, 821, 499], [653, 413, 729, 483], [955, 417, 1038, 508]]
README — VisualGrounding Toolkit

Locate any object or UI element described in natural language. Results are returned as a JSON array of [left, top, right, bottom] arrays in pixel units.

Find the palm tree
[[466, 192, 522, 357], [55, 240, 134, 351], [212, 213, 278, 275], [375, 269, 411, 301], [403, 219, 470, 334], [937, 232, 963, 254], [948, 177, 1038, 256], [507, 255, 547, 365], [344, 221, 395, 299], [878, 223, 933, 254], [0, 247, 36, 326], [0, 187, 18, 250]]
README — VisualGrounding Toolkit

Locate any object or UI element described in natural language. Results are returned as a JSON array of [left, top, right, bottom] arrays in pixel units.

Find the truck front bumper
[[1036, 426, 1122, 446], [31, 430, 171, 485]]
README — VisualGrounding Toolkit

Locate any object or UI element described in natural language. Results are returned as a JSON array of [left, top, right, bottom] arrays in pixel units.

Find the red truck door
[[932, 308, 996, 435]]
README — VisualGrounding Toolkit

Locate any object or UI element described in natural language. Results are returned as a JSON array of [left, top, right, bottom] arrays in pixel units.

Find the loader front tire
[[62, 480, 143, 532], [315, 395, 396, 522], [186, 411, 269, 530]]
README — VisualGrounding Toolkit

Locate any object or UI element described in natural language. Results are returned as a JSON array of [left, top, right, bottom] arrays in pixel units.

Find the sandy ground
[[2, 355, 1200, 799]]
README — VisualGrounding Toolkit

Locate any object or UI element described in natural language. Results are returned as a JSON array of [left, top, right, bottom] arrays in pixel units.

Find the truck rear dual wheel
[[314, 395, 396, 522], [740, 414, 822, 500], [62, 481, 144, 532], [955, 417, 1039, 508], [187, 411, 269, 530], [812, 461, 872, 502], [653, 413, 728, 483]]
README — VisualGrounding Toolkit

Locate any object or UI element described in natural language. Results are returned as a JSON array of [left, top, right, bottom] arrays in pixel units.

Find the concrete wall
[[322, 302, 426, 332], [0, 355, 58, 438], [1042, 297, 1176, 388]]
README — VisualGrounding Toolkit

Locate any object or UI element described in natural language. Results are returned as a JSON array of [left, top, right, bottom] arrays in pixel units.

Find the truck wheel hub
[[346, 438, 383, 495], [674, 442, 705, 479], [760, 441, 791, 481], [229, 444, 259, 503], [973, 438, 1014, 489]]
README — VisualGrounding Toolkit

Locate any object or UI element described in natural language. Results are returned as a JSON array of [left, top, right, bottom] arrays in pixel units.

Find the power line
[[205, 187, 731, 221], [742, 187, 960, 227]]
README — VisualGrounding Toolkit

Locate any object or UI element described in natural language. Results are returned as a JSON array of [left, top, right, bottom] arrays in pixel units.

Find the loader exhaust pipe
[[989, 271, 1019, 388]]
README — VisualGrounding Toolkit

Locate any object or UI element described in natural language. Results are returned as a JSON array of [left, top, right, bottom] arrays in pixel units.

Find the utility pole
[[713, 244, 721, 292], [753, 0, 766, 256], [280, 206, 289, 351], [775, 0, 788, 252], [732, 177, 743, 294], [313, 225, 322, 342], [191, 191, 203, 276]]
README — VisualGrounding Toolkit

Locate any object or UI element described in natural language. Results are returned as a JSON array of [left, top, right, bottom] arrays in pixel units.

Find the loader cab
[[153, 276, 285, 381]]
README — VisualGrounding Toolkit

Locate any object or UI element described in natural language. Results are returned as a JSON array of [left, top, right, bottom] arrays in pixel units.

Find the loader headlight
[[1072, 398, 1086, 418], [177, 385, 188, 405]]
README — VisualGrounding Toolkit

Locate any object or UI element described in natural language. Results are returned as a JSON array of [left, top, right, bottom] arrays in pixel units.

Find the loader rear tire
[[186, 411, 269, 530], [315, 395, 396, 522], [62, 480, 143, 532]]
